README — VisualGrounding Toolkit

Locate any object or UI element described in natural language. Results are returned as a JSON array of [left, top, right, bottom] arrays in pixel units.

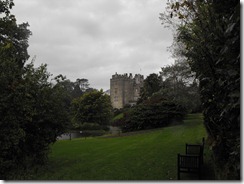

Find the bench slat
[[178, 154, 201, 179]]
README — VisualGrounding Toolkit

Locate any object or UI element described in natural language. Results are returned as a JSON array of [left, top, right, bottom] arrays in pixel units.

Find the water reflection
[[57, 132, 82, 140]]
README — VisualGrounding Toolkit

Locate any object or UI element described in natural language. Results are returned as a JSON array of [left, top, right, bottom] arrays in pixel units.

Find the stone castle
[[110, 73, 144, 109]]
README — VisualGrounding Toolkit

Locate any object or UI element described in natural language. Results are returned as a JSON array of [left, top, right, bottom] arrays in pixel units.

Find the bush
[[120, 94, 187, 132], [71, 90, 113, 128], [113, 108, 123, 116], [0, 61, 69, 179]]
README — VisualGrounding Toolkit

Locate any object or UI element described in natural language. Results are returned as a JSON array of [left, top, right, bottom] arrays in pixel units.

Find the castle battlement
[[112, 72, 144, 81], [110, 72, 144, 109]]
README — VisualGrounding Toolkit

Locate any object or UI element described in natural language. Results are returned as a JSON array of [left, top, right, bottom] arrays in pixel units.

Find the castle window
[[114, 88, 118, 94]]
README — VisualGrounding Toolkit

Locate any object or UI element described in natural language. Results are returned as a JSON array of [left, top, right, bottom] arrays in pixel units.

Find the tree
[[72, 90, 113, 130], [54, 76, 92, 100], [0, 61, 70, 179], [160, 61, 201, 113], [71, 78, 91, 98], [0, 0, 31, 178], [161, 61, 194, 86], [121, 93, 187, 132], [20, 62, 70, 162], [0, 1, 69, 178], [0, 0, 31, 68], [138, 73, 162, 103], [162, 0, 240, 179], [75, 78, 90, 92]]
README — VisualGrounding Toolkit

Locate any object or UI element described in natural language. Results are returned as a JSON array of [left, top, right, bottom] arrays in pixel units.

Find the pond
[[57, 126, 121, 140], [57, 132, 82, 140]]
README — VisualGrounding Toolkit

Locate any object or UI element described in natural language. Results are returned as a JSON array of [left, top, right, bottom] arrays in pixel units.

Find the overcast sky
[[12, 0, 174, 90]]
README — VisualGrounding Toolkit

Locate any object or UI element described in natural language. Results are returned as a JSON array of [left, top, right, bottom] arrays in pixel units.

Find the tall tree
[[138, 73, 162, 103], [161, 0, 240, 179], [0, 0, 31, 67], [160, 61, 201, 113], [72, 90, 113, 129], [0, 0, 32, 178], [71, 78, 91, 98], [0, 1, 69, 178], [0, 61, 70, 179]]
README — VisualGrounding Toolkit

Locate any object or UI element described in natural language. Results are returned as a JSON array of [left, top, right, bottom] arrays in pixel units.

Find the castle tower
[[110, 73, 144, 109]]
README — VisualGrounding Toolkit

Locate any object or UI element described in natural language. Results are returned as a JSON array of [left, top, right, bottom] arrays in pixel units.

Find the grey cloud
[[12, 0, 173, 90]]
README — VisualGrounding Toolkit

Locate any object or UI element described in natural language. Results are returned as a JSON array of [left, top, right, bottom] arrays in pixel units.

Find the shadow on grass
[[179, 164, 215, 181], [178, 153, 216, 180]]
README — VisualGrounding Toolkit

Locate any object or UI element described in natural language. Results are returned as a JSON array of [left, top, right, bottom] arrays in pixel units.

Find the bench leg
[[198, 168, 201, 179]]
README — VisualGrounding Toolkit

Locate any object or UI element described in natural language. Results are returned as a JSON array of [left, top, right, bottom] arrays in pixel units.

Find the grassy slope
[[112, 113, 124, 122], [25, 113, 208, 180]]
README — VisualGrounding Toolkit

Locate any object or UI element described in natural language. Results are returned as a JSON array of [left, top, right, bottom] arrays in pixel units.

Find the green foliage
[[21, 62, 70, 160], [120, 94, 187, 132], [160, 61, 201, 113], [161, 61, 194, 86], [138, 73, 162, 103], [0, 1, 70, 178], [72, 90, 113, 130], [79, 122, 101, 130], [164, 0, 240, 179], [112, 113, 124, 122], [0, 60, 70, 179], [113, 108, 123, 117], [55, 77, 93, 101], [52, 77, 96, 131], [71, 78, 91, 98], [0, 0, 31, 67]]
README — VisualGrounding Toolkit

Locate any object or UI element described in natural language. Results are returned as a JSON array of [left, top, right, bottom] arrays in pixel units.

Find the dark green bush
[[120, 94, 187, 132], [0, 61, 69, 179]]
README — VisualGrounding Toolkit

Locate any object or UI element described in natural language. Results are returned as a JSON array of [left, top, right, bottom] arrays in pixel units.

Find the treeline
[[54, 76, 113, 132], [0, 1, 112, 179], [113, 60, 201, 132]]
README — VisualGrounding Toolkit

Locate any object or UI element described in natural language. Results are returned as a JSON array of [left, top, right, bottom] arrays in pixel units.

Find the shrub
[[120, 94, 187, 132], [71, 90, 113, 128], [0, 62, 69, 179]]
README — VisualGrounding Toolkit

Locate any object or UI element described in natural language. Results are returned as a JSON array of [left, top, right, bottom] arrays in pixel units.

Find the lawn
[[20, 113, 211, 180]]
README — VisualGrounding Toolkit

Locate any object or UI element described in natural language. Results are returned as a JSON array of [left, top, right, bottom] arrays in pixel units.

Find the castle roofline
[[111, 72, 144, 80]]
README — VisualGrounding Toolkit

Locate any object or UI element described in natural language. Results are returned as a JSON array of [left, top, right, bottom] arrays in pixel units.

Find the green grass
[[21, 113, 210, 180], [112, 112, 124, 122]]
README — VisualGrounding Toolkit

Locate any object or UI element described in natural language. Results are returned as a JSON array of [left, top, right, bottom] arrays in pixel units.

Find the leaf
[[178, 13, 184, 19], [227, 69, 238, 77], [225, 23, 236, 34], [175, 2, 180, 10]]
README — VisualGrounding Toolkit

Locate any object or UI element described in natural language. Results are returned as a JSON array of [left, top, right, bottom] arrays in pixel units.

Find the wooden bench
[[186, 137, 205, 164], [177, 154, 201, 179], [177, 137, 205, 179]]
